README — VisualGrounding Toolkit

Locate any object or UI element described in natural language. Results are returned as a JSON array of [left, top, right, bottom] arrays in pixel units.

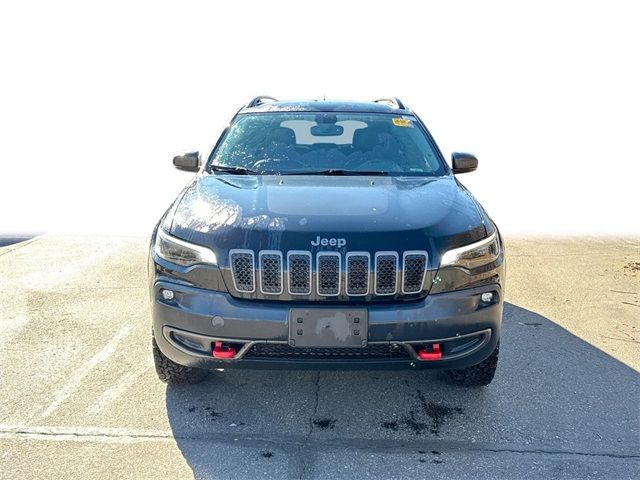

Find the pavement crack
[[306, 371, 321, 439], [475, 446, 639, 460], [298, 371, 321, 480], [2, 425, 639, 461], [601, 335, 640, 344]]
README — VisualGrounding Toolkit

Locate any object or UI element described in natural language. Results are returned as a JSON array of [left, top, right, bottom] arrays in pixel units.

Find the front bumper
[[152, 280, 502, 371]]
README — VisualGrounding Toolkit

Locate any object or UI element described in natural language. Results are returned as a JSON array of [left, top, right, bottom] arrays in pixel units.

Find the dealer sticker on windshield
[[392, 118, 413, 127]]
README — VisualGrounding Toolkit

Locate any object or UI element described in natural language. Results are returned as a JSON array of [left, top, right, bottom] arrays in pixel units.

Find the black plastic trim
[[163, 325, 491, 363]]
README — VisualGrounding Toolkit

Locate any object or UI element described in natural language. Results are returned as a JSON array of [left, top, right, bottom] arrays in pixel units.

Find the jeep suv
[[149, 97, 504, 386]]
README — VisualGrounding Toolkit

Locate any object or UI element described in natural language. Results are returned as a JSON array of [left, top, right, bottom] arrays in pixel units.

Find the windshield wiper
[[280, 169, 389, 176], [211, 165, 260, 175]]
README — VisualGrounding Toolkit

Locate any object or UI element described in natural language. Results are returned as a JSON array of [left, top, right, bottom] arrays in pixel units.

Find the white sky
[[1, 0, 638, 236]]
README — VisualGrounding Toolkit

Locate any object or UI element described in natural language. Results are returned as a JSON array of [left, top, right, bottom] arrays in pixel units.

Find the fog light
[[161, 289, 174, 300], [481, 292, 494, 303]]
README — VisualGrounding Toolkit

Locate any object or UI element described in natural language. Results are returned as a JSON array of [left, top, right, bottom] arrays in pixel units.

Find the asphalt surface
[[0, 236, 638, 479]]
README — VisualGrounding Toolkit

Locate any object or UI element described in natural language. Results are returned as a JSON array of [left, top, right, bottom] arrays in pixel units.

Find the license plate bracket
[[288, 308, 368, 348]]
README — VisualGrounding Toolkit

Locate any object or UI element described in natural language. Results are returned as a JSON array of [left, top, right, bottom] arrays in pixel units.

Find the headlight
[[440, 232, 500, 271], [154, 229, 217, 267]]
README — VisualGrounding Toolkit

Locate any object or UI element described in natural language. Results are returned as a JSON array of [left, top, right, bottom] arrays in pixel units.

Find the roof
[[240, 99, 411, 115]]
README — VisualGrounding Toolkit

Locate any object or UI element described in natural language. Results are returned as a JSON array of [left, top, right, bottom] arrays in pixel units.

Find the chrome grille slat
[[402, 251, 428, 294], [287, 251, 312, 295], [346, 252, 370, 296], [375, 252, 399, 295], [230, 249, 426, 297], [317, 252, 341, 296], [259, 251, 283, 294], [229, 250, 255, 293]]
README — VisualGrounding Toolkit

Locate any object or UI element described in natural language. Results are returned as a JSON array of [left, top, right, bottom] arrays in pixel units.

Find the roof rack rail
[[372, 97, 406, 110], [246, 95, 279, 108]]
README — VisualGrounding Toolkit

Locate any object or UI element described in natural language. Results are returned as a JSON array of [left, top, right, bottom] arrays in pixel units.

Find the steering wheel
[[252, 158, 305, 172], [355, 158, 402, 172]]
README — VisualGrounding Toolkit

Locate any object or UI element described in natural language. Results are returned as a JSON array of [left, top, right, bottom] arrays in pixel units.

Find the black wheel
[[445, 342, 499, 387], [152, 334, 207, 384]]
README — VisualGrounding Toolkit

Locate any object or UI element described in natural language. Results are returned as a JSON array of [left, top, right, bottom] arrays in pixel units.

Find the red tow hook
[[212, 341, 236, 359], [417, 343, 442, 361]]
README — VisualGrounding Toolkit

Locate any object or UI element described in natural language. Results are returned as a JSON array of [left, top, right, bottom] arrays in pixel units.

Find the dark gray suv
[[149, 97, 504, 386]]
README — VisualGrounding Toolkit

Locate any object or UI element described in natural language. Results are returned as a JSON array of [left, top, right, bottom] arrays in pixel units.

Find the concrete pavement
[[0, 236, 638, 479]]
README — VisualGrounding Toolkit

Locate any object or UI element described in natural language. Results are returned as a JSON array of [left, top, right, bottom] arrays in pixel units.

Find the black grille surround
[[228, 249, 429, 300], [287, 251, 312, 295], [244, 343, 411, 360], [402, 251, 428, 294], [259, 251, 283, 294], [317, 252, 340, 296], [375, 252, 399, 295], [229, 250, 255, 293], [346, 252, 370, 296]]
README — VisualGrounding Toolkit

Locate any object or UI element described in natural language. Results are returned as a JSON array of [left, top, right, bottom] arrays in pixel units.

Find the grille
[[287, 251, 311, 295], [229, 249, 427, 298], [259, 251, 283, 294], [375, 253, 398, 295], [346, 253, 369, 295], [229, 250, 254, 292], [402, 252, 428, 294], [317, 253, 340, 296], [245, 343, 411, 360]]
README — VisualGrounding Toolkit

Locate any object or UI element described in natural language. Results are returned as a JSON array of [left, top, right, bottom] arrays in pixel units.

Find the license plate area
[[288, 308, 368, 348]]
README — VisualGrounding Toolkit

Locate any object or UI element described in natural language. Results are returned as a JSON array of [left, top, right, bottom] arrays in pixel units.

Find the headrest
[[271, 127, 296, 145], [352, 125, 387, 151]]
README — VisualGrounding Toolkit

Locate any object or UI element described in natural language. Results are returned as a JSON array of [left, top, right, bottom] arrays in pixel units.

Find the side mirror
[[451, 152, 478, 174], [173, 152, 200, 172]]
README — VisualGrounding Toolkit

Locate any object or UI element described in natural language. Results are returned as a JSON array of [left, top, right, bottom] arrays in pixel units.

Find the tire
[[152, 334, 207, 384], [445, 342, 499, 387]]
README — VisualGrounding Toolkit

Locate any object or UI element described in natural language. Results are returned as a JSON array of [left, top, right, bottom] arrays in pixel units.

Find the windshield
[[209, 112, 446, 176]]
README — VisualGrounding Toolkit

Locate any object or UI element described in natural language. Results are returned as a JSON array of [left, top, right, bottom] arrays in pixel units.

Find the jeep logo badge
[[311, 236, 346, 248]]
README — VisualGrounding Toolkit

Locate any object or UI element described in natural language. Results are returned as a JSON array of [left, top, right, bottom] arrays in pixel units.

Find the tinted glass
[[210, 112, 445, 176]]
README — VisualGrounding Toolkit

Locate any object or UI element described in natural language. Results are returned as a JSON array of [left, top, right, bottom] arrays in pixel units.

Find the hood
[[168, 173, 487, 269]]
